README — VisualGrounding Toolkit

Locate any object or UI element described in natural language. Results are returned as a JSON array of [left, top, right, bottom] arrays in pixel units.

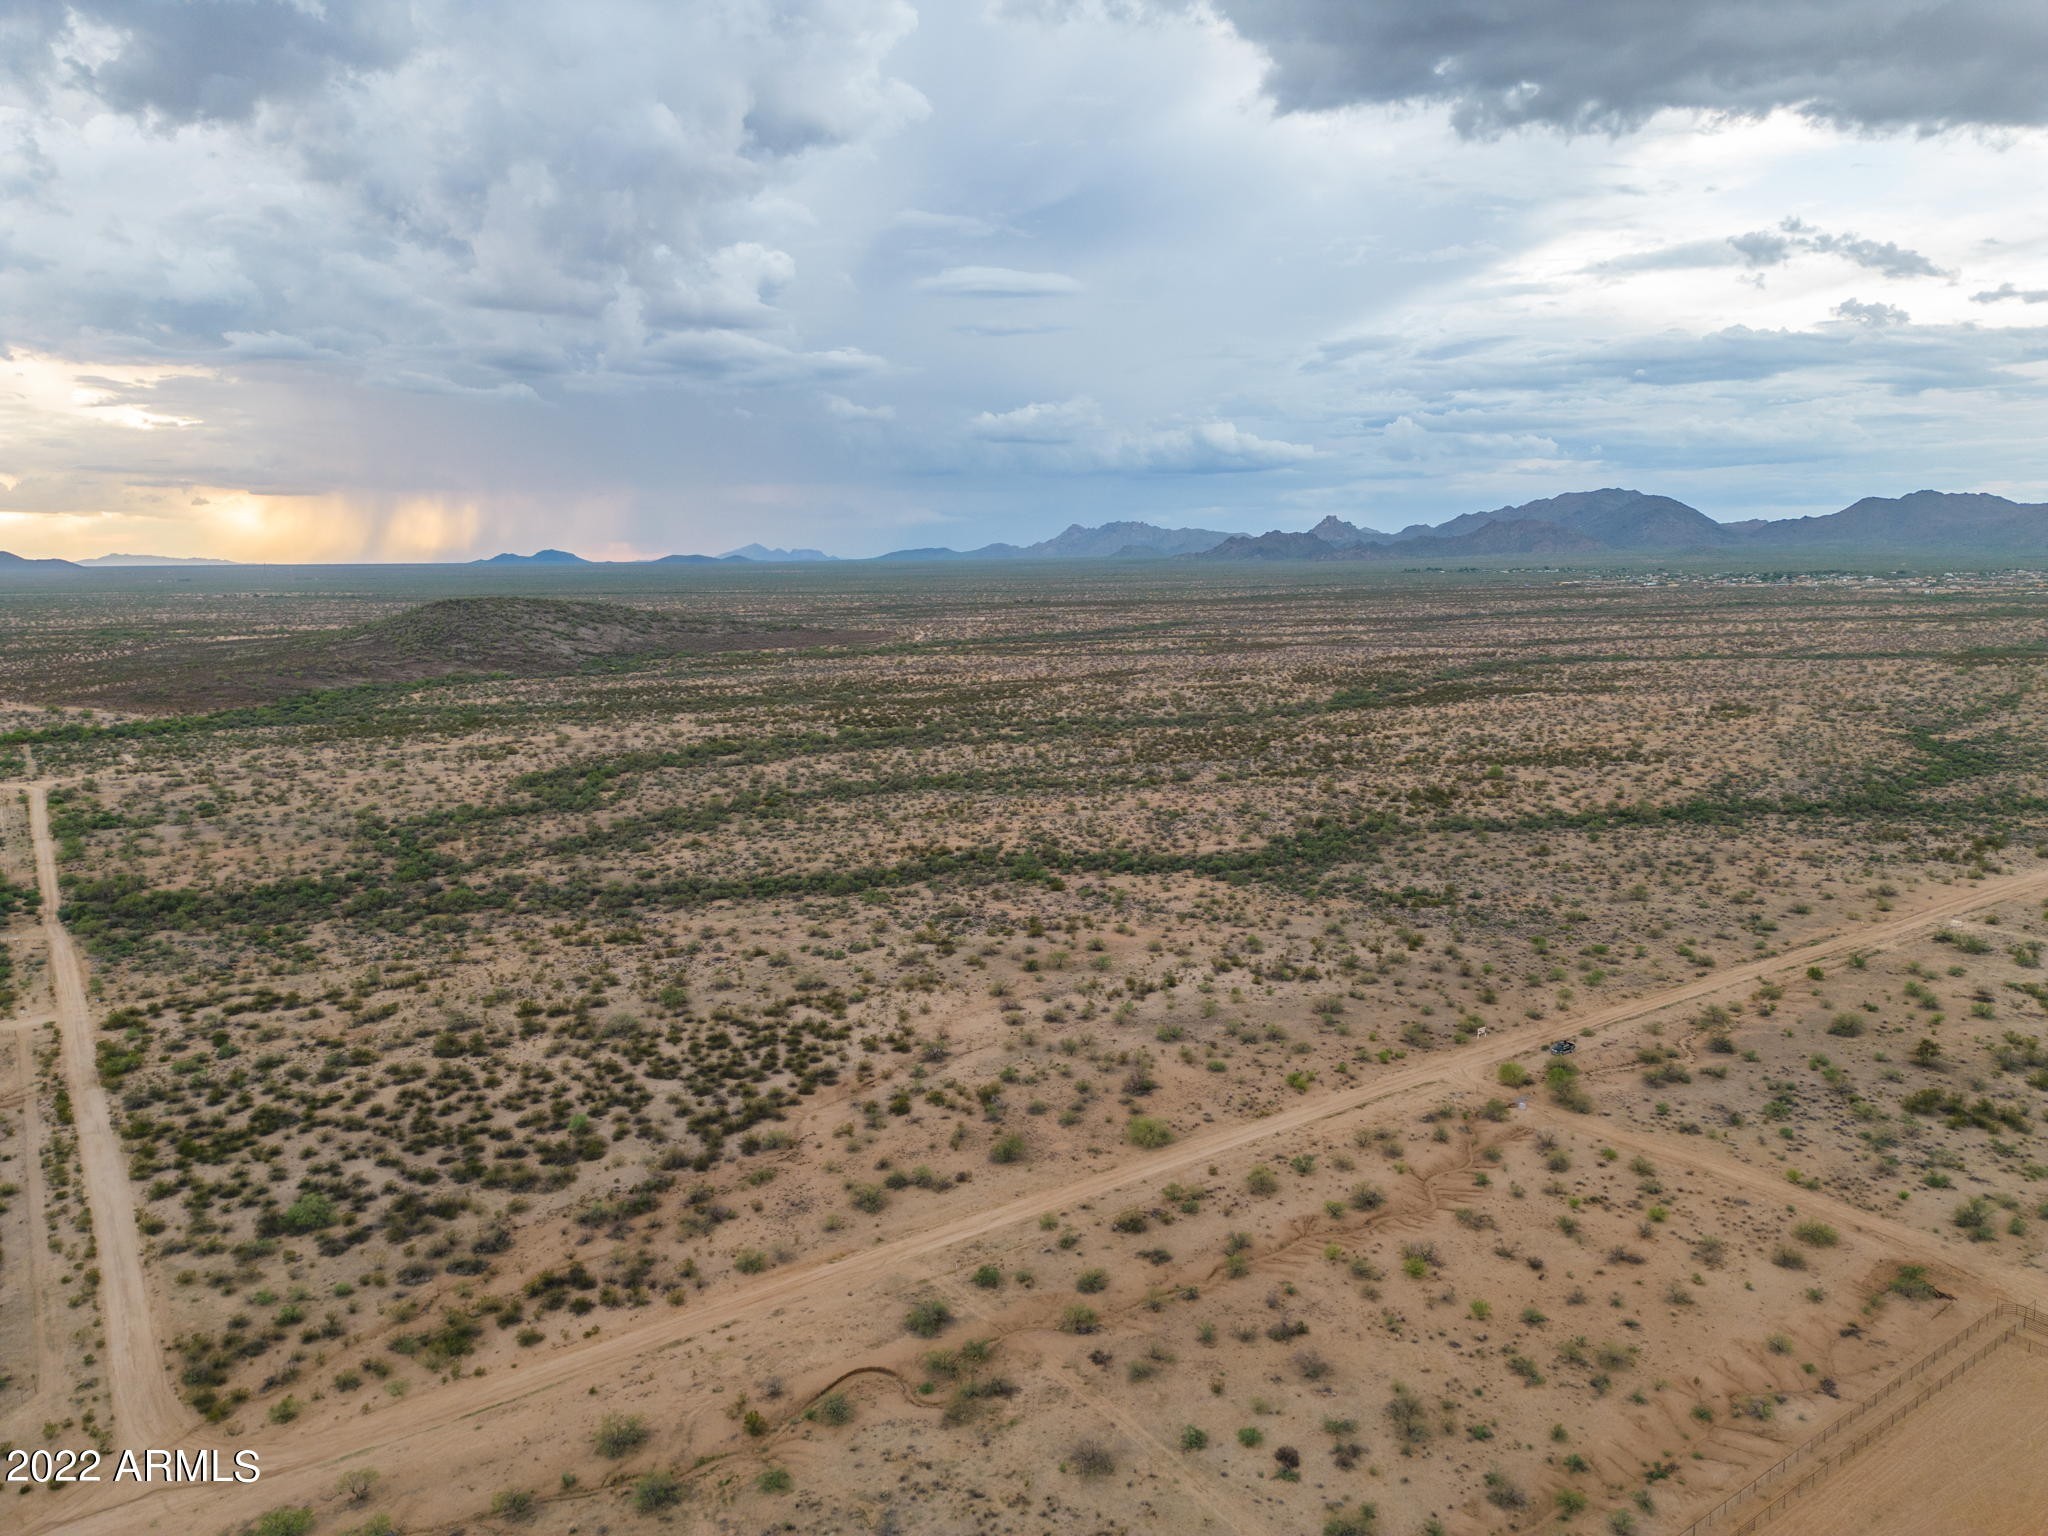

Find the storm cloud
[[1196, 0, 2048, 134], [1206, 0, 2048, 134], [1, 1, 2045, 559]]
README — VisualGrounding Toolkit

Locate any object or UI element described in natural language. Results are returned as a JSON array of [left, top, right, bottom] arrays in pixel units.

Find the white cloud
[[915, 265, 1084, 297], [968, 396, 1102, 443], [825, 393, 896, 420], [966, 399, 1314, 471]]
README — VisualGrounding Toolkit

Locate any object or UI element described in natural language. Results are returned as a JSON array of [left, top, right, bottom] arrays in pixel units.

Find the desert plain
[[3, 559, 2047, 1536]]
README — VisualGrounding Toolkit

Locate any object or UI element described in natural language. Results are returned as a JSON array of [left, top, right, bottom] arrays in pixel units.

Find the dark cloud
[[1207, 0, 2048, 134], [5, 0, 413, 122], [0, 2, 925, 391]]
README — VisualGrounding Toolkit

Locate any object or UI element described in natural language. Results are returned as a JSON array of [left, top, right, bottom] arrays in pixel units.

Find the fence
[[1672, 1300, 2048, 1536]]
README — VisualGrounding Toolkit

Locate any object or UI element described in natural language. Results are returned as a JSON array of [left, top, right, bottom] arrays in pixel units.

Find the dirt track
[[25, 779, 186, 1448], [25, 856, 2048, 1535], [0, 1017, 75, 1443]]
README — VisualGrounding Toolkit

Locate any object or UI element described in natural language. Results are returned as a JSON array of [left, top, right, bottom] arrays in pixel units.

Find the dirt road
[[27, 860, 2048, 1534], [25, 780, 187, 1448], [0, 1017, 78, 1445]]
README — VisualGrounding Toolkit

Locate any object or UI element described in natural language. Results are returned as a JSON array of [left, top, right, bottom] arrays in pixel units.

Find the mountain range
[[2, 490, 2043, 571], [1192, 488, 2046, 562]]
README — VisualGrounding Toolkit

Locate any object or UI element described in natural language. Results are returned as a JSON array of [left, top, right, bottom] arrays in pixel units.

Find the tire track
[[25, 779, 187, 1448]]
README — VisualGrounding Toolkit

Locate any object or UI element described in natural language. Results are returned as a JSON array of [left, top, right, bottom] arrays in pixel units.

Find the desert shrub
[[1953, 1197, 1998, 1239], [1497, 1061, 1530, 1088], [1068, 1439, 1115, 1477], [1348, 1182, 1385, 1211], [247, 1510, 316, 1536], [490, 1488, 537, 1522], [1127, 1116, 1172, 1149], [278, 1192, 336, 1234], [905, 1298, 953, 1337], [594, 1413, 650, 1458], [1180, 1424, 1208, 1450], [1484, 1469, 1527, 1509], [1385, 1382, 1430, 1445], [1890, 1265, 1941, 1300], [989, 1132, 1026, 1164], [1792, 1220, 1838, 1247], [1060, 1304, 1099, 1334], [634, 1470, 683, 1512], [1323, 1505, 1379, 1536], [1245, 1164, 1279, 1196], [338, 1467, 381, 1503], [814, 1391, 855, 1425], [970, 1264, 1003, 1289], [1547, 1062, 1592, 1113]]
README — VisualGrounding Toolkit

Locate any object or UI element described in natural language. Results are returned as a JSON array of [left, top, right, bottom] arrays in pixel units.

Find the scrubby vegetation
[[7, 561, 2048, 1534]]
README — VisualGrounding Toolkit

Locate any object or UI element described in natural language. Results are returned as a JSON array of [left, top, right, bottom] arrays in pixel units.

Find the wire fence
[[1672, 1300, 2047, 1536]]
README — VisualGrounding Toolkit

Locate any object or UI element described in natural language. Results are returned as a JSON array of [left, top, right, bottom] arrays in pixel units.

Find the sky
[[3, 0, 2047, 562]]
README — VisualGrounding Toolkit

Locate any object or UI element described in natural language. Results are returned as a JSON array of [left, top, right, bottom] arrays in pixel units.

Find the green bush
[[489, 1489, 537, 1522], [1323, 1505, 1379, 1536], [1126, 1116, 1172, 1149], [593, 1412, 650, 1458], [633, 1470, 683, 1512]]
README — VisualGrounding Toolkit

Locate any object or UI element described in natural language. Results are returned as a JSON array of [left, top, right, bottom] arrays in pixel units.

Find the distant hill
[[1392, 489, 1731, 552], [0, 550, 81, 570], [1738, 490, 2048, 553], [721, 544, 838, 562], [1197, 518, 1602, 562], [1031, 521, 1231, 558], [873, 543, 1026, 562], [472, 548, 591, 565], [77, 552, 240, 566], [1307, 515, 1392, 546], [1391, 518, 1606, 558], [1193, 485, 2048, 563], [874, 520, 1230, 561], [1199, 531, 1354, 562], [42, 597, 883, 711]]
